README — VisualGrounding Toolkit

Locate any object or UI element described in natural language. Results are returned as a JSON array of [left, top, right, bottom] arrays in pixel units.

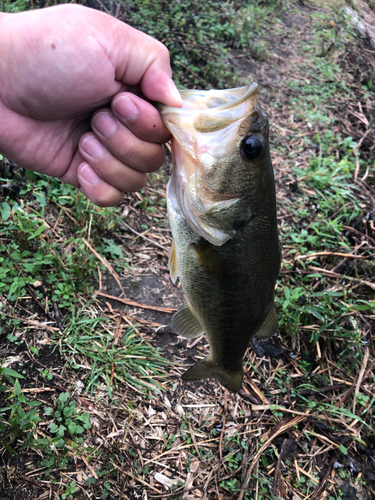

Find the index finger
[[111, 92, 172, 144]]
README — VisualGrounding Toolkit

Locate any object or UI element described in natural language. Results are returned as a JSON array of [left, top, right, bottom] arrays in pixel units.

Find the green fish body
[[159, 84, 281, 392]]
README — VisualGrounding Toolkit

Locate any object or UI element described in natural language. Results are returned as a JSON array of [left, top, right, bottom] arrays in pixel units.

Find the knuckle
[[121, 141, 136, 164], [129, 172, 147, 192], [148, 148, 165, 173], [93, 191, 124, 208], [153, 42, 170, 63]]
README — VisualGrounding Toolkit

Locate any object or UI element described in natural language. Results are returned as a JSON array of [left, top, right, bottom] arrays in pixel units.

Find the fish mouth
[[159, 83, 262, 246], [158, 83, 259, 133]]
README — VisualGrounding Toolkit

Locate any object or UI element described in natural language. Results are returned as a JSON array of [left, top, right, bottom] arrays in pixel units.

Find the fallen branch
[[308, 265, 375, 290], [297, 251, 371, 260], [95, 290, 177, 313]]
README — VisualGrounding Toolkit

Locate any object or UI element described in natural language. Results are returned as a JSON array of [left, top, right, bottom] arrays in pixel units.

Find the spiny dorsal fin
[[190, 240, 231, 281], [171, 302, 204, 339], [168, 240, 178, 285], [254, 301, 278, 338], [182, 357, 243, 393]]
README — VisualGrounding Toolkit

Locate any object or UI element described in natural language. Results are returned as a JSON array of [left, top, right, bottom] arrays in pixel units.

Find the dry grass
[[1, 1, 375, 499]]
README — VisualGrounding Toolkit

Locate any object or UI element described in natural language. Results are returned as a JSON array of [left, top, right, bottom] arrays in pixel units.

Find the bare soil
[[1, 1, 375, 499]]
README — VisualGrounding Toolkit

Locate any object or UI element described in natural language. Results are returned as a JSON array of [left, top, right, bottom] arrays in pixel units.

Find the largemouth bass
[[159, 83, 281, 393]]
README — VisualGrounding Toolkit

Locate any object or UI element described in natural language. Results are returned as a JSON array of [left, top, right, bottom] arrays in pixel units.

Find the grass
[[1, 0, 375, 499], [122, 0, 282, 88]]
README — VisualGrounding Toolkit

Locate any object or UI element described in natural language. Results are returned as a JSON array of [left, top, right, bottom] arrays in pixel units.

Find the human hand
[[0, 4, 182, 206]]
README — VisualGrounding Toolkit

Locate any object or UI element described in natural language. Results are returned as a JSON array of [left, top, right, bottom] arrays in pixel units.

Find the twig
[[239, 389, 259, 404], [353, 114, 374, 181], [149, 487, 204, 498], [114, 316, 122, 346], [219, 389, 228, 461], [109, 461, 161, 493], [352, 347, 370, 415], [20, 475, 51, 489], [81, 456, 98, 479], [272, 438, 287, 497], [308, 265, 375, 290], [188, 422, 201, 458], [342, 225, 375, 246], [239, 415, 308, 500], [296, 384, 348, 397], [0, 312, 60, 332], [82, 238, 124, 295], [297, 251, 370, 261], [272, 122, 296, 134], [95, 291, 177, 313], [121, 222, 168, 252], [247, 380, 271, 405], [6, 250, 55, 322], [311, 455, 336, 500]]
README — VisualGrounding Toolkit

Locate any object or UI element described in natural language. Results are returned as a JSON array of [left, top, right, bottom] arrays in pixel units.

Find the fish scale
[[159, 84, 281, 392]]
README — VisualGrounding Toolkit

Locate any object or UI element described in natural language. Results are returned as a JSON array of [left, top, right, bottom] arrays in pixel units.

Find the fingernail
[[81, 136, 104, 159], [113, 96, 139, 121], [80, 164, 100, 185], [169, 79, 183, 107], [93, 112, 117, 138]]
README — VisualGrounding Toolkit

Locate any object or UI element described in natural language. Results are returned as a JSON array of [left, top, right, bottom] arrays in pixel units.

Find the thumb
[[109, 21, 183, 108]]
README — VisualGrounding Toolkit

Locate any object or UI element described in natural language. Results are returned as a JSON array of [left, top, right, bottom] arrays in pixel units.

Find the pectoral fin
[[168, 240, 178, 285], [254, 301, 278, 338], [182, 357, 243, 393], [171, 302, 204, 339], [190, 240, 231, 281]]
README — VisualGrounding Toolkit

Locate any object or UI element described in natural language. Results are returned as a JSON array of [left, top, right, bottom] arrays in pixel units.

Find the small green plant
[[0, 369, 42, 453], [61, 480, 77, 500], [41, 368, 53, 381], [45, 392, 91, 443]]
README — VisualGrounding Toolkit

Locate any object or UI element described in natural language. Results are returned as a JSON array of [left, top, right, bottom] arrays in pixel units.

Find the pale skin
[[0, 4, 183, 207]]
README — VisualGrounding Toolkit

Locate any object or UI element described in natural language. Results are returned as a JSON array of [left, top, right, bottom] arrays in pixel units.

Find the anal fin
[[171, 302, 204, 339], [254, 301, 278, 338], [182, 357, 243, 393]]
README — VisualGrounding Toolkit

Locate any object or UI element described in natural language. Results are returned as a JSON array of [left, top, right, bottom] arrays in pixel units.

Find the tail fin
[[182, 357, 243, 393]]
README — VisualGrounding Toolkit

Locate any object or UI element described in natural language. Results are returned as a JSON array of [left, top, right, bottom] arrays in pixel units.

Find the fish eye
[[241, 135, 263, 160]]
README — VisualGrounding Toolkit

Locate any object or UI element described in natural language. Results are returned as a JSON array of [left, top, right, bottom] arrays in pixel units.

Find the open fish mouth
[[158, 82, 259, 136], [180, 83, 259, 132], [159, 83, 263, 246]]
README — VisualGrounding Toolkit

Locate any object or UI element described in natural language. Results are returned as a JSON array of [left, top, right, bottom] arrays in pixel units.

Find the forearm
[[0, 12, 8, 21]]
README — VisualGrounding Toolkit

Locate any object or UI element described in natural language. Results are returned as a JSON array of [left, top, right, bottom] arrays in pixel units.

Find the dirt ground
[[1, 1, 375, 499]]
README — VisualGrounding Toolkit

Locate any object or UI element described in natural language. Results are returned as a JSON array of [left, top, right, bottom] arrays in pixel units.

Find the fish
[[158, 83, 281, 393]]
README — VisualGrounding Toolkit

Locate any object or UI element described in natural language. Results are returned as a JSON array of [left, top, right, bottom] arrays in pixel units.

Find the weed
[[0, 369, 42, 453], [45, 392, 91, 442], [61, 316, 169, 395], [61, 480, 77, 500], [123, 0, 281, 88]]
